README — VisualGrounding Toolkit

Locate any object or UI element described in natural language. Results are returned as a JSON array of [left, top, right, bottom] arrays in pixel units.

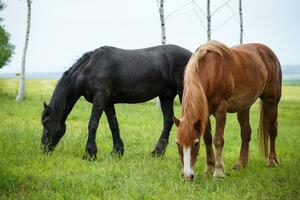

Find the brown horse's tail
[[259, 100, 269, 158]]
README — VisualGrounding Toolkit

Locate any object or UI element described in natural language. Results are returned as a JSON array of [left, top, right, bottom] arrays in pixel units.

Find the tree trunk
[[156, 0, 166, 108], [158, 0, 166, 45], [16, 0, 31, 101], [207, 0, 211, 41], [239, 0, 243, 44]]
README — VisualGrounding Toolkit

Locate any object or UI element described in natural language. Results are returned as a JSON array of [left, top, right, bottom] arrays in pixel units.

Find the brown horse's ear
[[44, 102, 51, 112], [173, 116, 181, 127], [194, 120, 201, 133]]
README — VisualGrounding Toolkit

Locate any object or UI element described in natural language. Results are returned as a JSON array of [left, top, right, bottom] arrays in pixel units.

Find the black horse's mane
[[42, 51, 95, 121]]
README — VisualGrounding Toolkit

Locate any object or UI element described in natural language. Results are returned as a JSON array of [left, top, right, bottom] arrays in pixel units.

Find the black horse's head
[[41, 102, 66, 153]]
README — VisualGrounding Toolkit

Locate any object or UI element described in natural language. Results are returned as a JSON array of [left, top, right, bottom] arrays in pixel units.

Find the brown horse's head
[[174, 116, 201, 181]]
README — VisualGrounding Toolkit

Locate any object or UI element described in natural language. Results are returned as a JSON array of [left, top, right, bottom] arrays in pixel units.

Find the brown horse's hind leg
[[233, 108, 252, 170], [262, 102, 279, 167], [203, 118, 215, 176]]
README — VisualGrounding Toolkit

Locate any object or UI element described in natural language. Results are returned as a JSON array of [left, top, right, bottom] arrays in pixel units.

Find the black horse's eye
[[42, 116, 50, 127]]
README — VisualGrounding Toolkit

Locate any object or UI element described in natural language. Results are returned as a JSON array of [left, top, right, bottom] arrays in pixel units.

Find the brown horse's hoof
[[213, 166, 225, 178], [232, 160, 247, 170], [213, 170, 225, 179], [232, 163, 241, 170], [204, 165, 215, 176], [267, 158, 279, 167]]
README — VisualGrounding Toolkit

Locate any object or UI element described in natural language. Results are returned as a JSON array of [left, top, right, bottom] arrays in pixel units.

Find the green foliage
[[0, 1, 14, 68], [0, 79, 300, 199]]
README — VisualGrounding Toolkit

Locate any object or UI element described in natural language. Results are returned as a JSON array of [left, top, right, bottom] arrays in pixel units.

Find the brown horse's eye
[[176, 142, 183, 155], [193, 141, 199, 148]]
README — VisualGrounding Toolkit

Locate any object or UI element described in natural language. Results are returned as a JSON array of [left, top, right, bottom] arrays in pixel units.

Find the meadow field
[[0, 78, 300, 199]]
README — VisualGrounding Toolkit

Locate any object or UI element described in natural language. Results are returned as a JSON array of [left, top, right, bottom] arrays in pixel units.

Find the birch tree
[[156, 0, 166, 108], [157, 0, 166, 45], [193, 0, 232, 41], [239, 0, 243, 44], [206, 0, 211, 41], [16, 0, 31, 101]]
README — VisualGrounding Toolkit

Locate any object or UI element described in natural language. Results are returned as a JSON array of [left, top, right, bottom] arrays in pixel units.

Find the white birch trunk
[[159, 0, 166, 45], [207, 0, 211, 41], [16, 0, 31, 101], [156, 0, 166, 108], [239, 0, 243, 44]]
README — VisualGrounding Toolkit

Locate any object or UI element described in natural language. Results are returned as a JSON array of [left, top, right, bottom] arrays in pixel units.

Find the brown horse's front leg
[[213, 102, 227, 178], [233, 107, 251, 170]]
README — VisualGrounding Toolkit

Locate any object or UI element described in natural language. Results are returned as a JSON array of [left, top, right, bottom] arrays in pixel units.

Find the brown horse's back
[[203, 44, 281, 112], [233, 44, 281, 102]]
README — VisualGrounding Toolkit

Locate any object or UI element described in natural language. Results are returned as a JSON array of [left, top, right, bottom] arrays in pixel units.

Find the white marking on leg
[[183, 146, 194, 177]]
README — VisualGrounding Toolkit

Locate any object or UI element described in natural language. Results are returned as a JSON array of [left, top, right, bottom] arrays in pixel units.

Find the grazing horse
[[174, 40, 282, 180], [41, 45, 192, 160]]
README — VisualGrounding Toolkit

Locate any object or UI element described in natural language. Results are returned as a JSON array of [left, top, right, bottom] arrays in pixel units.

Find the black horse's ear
[[173, 116, 181, 127], [194, 120, 201, 133], [44, 102, 51, 112]]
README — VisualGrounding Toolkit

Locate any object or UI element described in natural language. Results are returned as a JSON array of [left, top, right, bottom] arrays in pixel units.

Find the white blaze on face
[[183, 146, 194, 177]]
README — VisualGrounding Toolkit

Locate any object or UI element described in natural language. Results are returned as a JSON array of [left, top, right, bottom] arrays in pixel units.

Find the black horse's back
[[80, 45, 192, 103]]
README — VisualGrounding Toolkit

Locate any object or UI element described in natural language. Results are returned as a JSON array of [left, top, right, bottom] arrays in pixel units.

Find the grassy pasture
[[0, 78, 300, 199]]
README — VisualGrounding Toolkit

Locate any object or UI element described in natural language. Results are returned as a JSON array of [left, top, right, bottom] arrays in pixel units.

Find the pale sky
[[1, 0, 299, 73]]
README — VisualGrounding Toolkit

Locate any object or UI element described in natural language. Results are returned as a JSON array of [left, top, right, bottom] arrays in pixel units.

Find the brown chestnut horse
[[174, 40, 282, 180]]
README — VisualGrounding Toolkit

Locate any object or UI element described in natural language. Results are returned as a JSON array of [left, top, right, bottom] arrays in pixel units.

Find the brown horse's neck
[[180, 40, 232, 139], [181, 54, 209, 138]]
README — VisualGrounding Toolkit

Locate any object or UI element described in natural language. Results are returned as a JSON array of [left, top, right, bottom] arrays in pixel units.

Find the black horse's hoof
[[151, 139, 167, 157], [110, 146, 124, 157], [41, 144, 54, 155], [151, 146, 166, 157], [82, 152, 97, 161], [151, 148, 166, 157]]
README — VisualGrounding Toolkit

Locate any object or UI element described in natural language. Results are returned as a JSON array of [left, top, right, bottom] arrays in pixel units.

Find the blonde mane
[[178, 40, 231, 144]]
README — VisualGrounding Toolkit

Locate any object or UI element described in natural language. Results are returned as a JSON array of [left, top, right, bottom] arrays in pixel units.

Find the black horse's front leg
[[105, 104, 124, 156], [151, 95, 175, 157], [83, 94, 107, 161]]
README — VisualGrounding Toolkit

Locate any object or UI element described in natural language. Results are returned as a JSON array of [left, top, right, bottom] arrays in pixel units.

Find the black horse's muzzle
[[40, 136, 55, 153]]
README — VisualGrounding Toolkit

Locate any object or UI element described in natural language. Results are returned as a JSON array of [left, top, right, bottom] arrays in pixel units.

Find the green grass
[[0, 78, 300, 199]]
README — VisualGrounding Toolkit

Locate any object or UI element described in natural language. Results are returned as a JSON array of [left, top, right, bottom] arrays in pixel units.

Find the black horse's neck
[[48, 51, 94, 124], [49, 75, 80, 124]]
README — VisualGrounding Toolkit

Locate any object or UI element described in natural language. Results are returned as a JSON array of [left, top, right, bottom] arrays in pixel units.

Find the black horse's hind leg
[[105, 104, 124, 156], [151, 94, 175, 156], [177, 86, 183, 104], [83, 93, 108, 160]]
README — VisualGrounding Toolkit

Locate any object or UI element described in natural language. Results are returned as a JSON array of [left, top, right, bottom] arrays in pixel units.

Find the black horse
[[41, 45, 192, 159]]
